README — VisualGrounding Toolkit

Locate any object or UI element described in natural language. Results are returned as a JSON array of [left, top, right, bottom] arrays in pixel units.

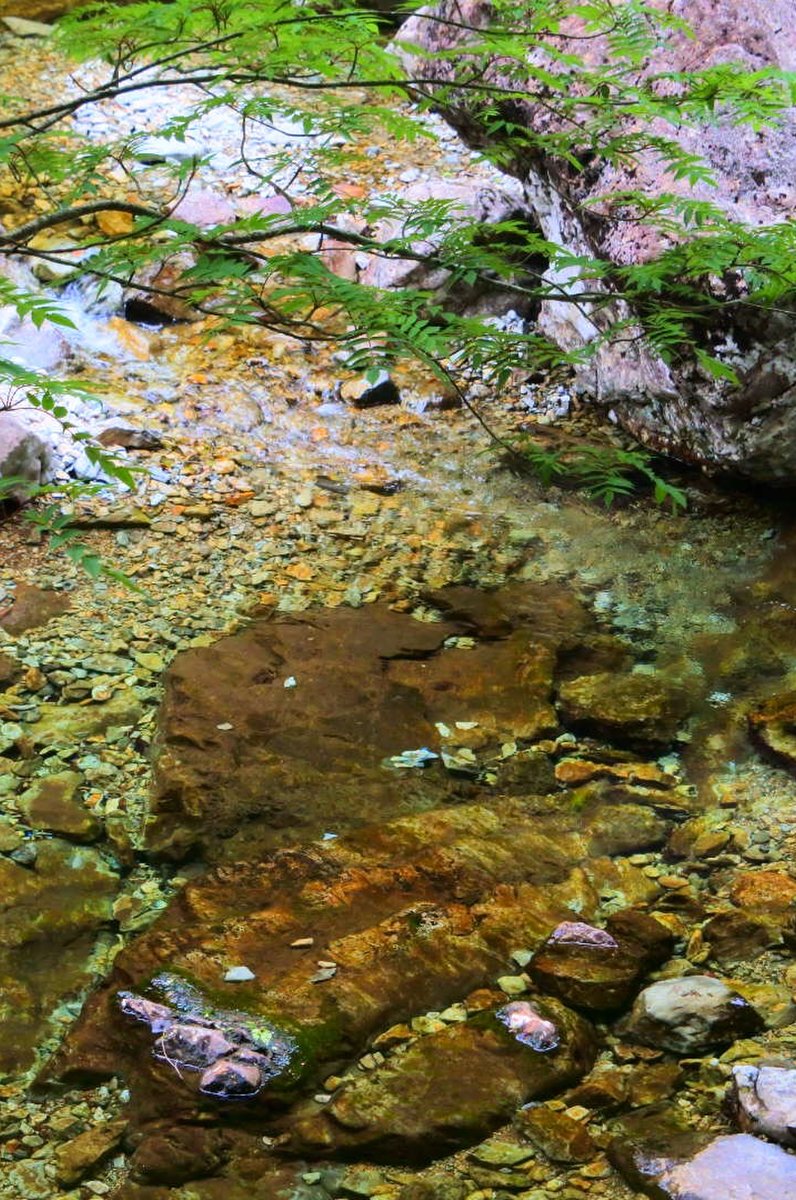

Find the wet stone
[[17, 770, 102, 842], [703, 910, 777, 964], [749, 691, 796, 770], [288, 1000, 597, 1161], [557, 669, 692, 748], [517, 1105, 596, 1163], [529, 920, 647, 1014], [729, 1063, 796, 1148], [622, 975, 764, 1054], [615, 1127, 796, 1200], [0, 838, 118, 1072]]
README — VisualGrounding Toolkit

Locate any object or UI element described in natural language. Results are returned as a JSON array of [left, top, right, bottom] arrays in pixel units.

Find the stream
[[1, 20, 796, 1200]]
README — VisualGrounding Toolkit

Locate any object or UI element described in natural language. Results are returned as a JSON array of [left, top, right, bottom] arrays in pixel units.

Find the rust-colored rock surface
[[148, 587, 598, 860], [0, 581, 70, 634]]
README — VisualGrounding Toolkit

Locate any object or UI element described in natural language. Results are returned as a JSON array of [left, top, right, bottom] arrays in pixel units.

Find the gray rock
[[659, 1133, 796, 1200], [623, 975, 763, 1054], [1, 16, 53, 37], [0, 413, 53, 499], [730, 1064, 796, 1148]]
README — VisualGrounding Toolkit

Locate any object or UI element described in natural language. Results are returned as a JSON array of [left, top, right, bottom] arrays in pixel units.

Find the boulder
[[397, 0, 796, 483], [616, 1128, 796, 1200], [622, 974, 764, 1054], [529, 919, 648, 1014], [0, 413, 53, 500], [729, 1064, 796, 1148]]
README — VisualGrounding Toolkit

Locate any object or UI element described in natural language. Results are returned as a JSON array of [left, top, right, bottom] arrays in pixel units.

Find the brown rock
[[518, 1105, 596, 1162], [388, 631, 558, 746], [129, 1123, 230, 1185], [703, 910, 776, 965], [749, 692, 796, 769], [604, 910, 676, 970], [557, 671, 692, 748], [428, 581, 596, 644], [627, 1062, 684, 1107], [288, 1000, 597, 1160], [148, 597, 572, 860], [0, 581, 69, 634], [584, 804, 669, 857], [0, 649, 19, 685], [148, 604, 462, 859], [529, 921, 647, 1014], [17, 771, 101, 842], [730, 871, 796, 917], [566, 1064, 630, 1111], [54, 1119, 127, 1186]]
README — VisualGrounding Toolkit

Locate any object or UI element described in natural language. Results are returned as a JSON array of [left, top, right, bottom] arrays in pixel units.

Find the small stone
[[497, 974, 528, 996], [290, 937, 314, 948], [519, 1106, 597, 1163], [470, 1139, 536, 1167], [410, 1015, 447, 1035], [224, 965, 255, 982]]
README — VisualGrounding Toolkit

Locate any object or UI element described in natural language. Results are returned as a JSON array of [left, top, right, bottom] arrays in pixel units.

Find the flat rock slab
[[148, 589, 593, 860], [289, 1000, 596, 1161], [0, 839, 118, 1072]]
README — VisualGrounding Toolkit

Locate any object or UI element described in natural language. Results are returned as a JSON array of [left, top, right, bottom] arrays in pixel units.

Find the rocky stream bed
[[2, 16, 796, 1200]]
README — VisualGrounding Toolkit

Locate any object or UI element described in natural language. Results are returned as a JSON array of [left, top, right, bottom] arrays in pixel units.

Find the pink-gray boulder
[[397, 0, 796, 483]]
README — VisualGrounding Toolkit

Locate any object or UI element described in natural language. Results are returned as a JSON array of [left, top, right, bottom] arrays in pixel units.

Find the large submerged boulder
[[397, 0, 796, 483]]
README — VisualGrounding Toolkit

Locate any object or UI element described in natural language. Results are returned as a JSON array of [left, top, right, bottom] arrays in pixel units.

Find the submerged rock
[[615, 1127, 796, 1200], [288, 1000, 596, 1161], [0, 580, 68, 633], [557, 670, 692, 748], [749, 692, 796, 769], [147, 592, 592, 860], [622, 975, 764, 1054], [17, 770, 101, 843], [0, 839, 118, 1072]]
